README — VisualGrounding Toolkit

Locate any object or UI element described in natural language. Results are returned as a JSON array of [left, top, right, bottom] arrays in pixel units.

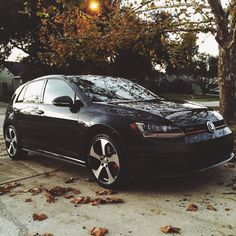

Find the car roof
[[31, 74, 116, 82]]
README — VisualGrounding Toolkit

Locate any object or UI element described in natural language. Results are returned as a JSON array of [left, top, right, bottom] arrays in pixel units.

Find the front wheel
[[87, 134, 126, 189], [5, 125, 28, 160]]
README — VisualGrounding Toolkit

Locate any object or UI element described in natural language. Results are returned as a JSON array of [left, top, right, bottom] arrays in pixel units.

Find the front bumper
[[126, 128, 234, 177]]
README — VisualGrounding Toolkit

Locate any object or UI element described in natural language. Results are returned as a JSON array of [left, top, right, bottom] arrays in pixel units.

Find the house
[[0, 62, 32, 100]]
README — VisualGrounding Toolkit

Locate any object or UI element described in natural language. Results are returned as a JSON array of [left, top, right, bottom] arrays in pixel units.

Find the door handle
[[36, 110, 44, 115]]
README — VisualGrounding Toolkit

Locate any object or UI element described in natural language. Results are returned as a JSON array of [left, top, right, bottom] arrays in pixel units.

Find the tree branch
[[207, 0, 229, 45]]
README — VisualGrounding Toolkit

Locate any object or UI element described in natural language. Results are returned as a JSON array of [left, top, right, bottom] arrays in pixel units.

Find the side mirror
[[52, 96, 73, 107], [75, 99, 83, 108]]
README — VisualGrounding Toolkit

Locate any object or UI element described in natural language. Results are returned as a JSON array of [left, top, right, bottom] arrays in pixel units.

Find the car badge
[[206, 121, 215, 133]]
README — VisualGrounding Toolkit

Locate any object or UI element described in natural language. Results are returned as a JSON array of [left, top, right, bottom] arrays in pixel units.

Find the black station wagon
[[3, 75, 234, 188]]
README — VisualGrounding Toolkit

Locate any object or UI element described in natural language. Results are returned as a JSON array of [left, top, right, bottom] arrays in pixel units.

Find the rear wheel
[[5, 125, 28, 160], [88, 134, 126, 188]]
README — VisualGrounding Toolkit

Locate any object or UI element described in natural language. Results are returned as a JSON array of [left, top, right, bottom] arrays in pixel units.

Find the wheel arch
[[83, 124, 124, 162]]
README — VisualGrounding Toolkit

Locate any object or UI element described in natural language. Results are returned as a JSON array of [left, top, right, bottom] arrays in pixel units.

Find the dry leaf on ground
[[206, 204, 217, 211], [47, 186, 70, 196], [91, 197, 124, 206], [24, 198, 32, 202], [64, 194, 74, 199], [29, 187, 43, 195], [90, 227, 108, 236], [71, 196, 124, 206], [186, 203, 198, 212], [0, 182, 21, 195], [64, 177, 79, 183], [45, 192, 57, 203], [95, 190, 117, 195], [33, 213, 48, 221], [160, 226, 181, 234], [72, 189, 81, 194], [44, 186, 80, 202], [71, 196, 91, 204]]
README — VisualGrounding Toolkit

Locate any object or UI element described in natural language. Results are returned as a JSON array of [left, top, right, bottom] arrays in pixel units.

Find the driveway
[[0, 133, 235, 236], [0, 101, 235, 236]]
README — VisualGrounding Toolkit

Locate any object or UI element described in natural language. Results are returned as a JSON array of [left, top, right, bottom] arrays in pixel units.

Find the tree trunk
[[219, 42, 236, 120]]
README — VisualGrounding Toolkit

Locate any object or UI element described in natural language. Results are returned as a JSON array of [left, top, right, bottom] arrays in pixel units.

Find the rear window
[[23, 80, 44, 103]]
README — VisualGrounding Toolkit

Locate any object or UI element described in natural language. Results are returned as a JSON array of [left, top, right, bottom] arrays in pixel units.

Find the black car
[[3, 75, 234, 188]]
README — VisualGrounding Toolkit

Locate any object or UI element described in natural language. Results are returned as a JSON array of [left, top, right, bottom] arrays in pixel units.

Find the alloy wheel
[[89, 137, 120, 185], [5, 127, 18, 157]]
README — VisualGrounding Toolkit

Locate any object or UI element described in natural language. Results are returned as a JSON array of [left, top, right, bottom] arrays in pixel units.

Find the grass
[[160, 93, 219, 101]]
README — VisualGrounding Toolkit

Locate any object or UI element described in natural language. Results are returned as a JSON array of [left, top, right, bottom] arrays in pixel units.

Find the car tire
[[4, 125, 28, 160], [87, 134, 127, 189]]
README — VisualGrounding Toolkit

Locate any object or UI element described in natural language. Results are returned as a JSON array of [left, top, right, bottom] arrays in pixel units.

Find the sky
[[8, 0, 229, 61]]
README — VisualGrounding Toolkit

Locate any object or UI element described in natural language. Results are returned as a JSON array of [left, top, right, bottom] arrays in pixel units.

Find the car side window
[[16, 85, 27, 103], [43, 79, 75, 105], [23, 80, 44, 103]]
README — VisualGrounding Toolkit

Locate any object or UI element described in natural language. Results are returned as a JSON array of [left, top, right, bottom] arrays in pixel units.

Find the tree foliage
[[0, 0, 42, 63]]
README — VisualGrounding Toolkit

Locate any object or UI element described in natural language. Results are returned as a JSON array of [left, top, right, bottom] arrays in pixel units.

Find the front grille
[[182, 120, 226, 136]]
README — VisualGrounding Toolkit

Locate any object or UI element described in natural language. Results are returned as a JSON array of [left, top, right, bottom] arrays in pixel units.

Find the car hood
[[107, 99, 221, 127]]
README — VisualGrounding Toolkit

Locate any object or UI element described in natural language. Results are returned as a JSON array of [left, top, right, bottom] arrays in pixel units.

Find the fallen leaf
[[64, 194, 74, 199], [95, 190, 117, 195], [64, 177, 79, 184], [91, 197, 124, 205], [206, 204, 217, 211], [90, 227, 108, 236], [43, 233, 54, 236], [29, 187, 43, 195], [186, 203, 198, 212], [72, 189, 81, 194], [45, 192, 57, 203], [33, 213, 48, 221], [25, 198, 32, 202], [0, 182, 21, 195], [160, 225, 181, 234], [71, 196, 124, 206], [46, 186, 75, 196], [71, 196, 91, 204]]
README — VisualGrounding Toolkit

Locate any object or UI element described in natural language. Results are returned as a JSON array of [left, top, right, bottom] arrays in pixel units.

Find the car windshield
[[70, 75, 160, 102]]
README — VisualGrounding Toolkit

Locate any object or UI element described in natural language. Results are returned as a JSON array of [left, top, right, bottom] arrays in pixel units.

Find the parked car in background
[[3, 75, 234, 188]]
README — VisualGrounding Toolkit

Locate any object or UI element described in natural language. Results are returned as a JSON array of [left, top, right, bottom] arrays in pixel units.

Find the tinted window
[[43, 79, 75, 104], [72, 76, 160, 102], [23, 80, 44, 103]]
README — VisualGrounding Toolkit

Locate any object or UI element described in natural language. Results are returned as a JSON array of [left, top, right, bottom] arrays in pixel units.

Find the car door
[[13, 79, 46, 149], [37, 78, 81, 158]]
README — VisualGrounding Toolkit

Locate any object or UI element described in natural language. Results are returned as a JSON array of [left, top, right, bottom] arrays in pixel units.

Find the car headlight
[[130, 122, 184, 138]]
